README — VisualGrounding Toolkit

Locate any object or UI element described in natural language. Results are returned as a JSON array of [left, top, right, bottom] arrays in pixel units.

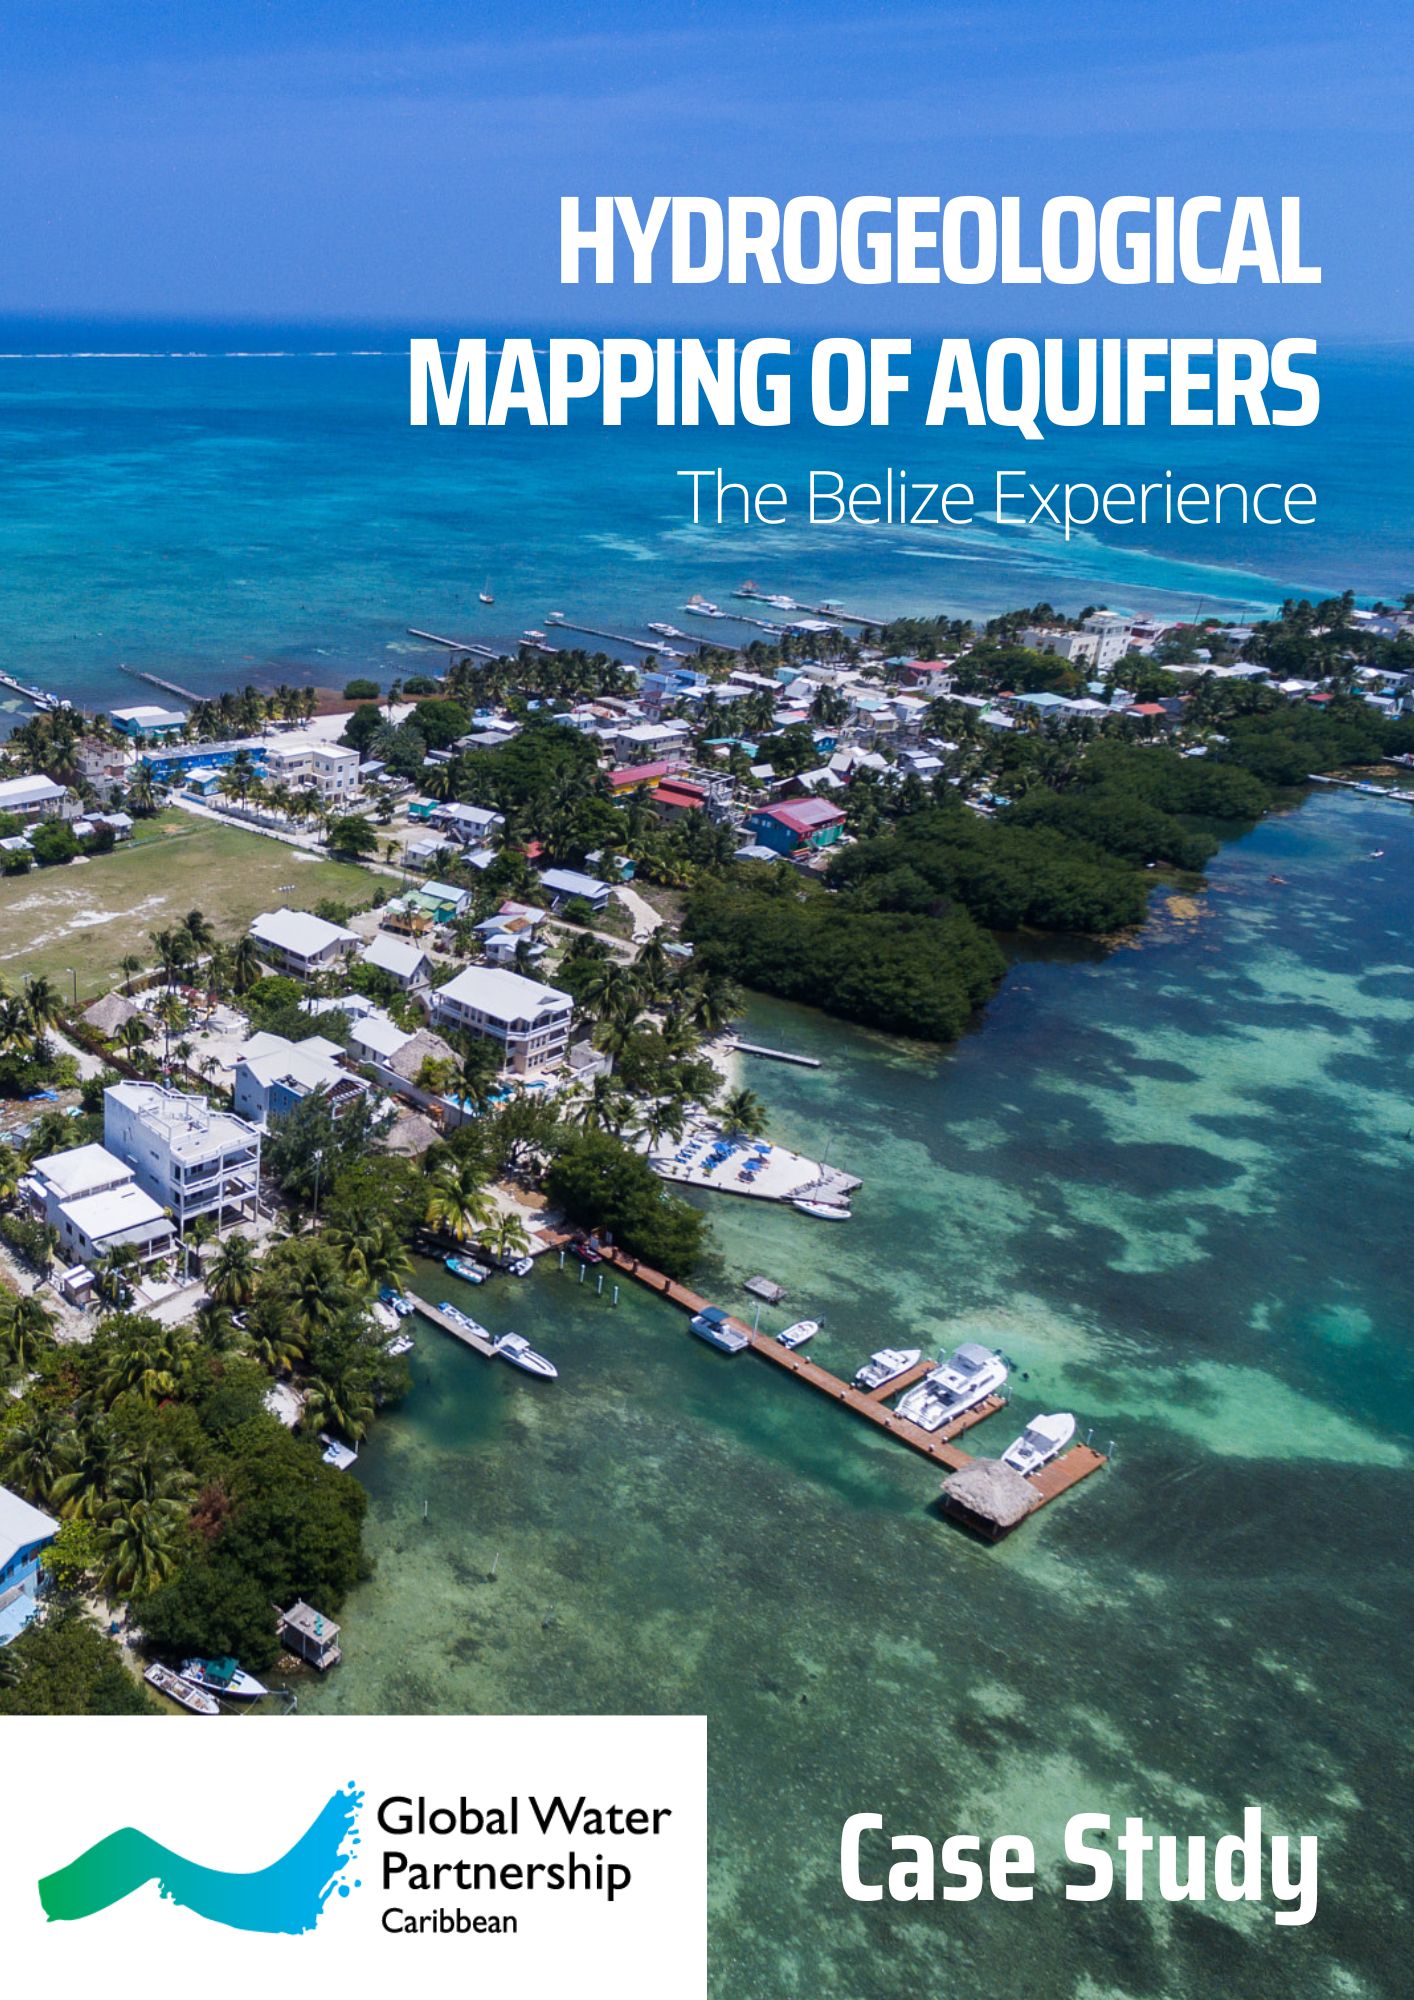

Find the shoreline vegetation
[[0, 586, 1411, 1710]]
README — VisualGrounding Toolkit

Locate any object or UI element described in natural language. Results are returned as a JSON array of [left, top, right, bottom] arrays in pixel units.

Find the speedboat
[[896, 1342, 1008, 1432], [384, 1332, 416, 1357], [689, 1306, 750, 1354], [445, 1253, 488, 1284], [145, 1663, 219, 1715], [648, 622, 688, 639], [439, 1301, 492, 1340], [1000, 1412, 1076, 1476], [180, 1656, 269, 1700], [792, 1199, 850, 1220], [852, 1346, 923, 1391], [683, 596, 725, 618], [777, 1319, 819, 1349], [494, 1332, 558, 1379], [523, 628, 546, 641]]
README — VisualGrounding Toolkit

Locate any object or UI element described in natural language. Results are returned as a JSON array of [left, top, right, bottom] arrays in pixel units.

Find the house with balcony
[[250, 907, 360, 979], [20, 1141, 176, 1277], [0, 773, 75, 822], [232, 1033, 371, 1130], [431, 965, 574, 1076], [104, 1082, 261, 1234], [0, 1487, 59, 1647], [258, 732, 362, 803], [362, 932, 434, 992]]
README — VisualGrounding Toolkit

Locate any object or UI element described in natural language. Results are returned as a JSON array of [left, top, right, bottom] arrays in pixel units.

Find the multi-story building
[[0, 1486, 58, 1647], [104, 1082, 262, 1234], [0, 774, 75, 822], [232, 1032, 371, 1130], [258, 732, 361, 802], [21, 1141, 176, 1274], [250, 907, 360, 979], [431, 966, 574, 1076]]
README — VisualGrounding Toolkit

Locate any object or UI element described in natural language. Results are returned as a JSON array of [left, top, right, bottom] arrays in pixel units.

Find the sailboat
[[479, 580, 494, 605]]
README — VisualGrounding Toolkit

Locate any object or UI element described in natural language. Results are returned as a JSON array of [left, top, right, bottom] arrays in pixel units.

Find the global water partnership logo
[[37, 1782, 363, 1934]]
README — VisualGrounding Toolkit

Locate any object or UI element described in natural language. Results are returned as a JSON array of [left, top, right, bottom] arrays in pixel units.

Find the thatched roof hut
[[82, 991, 140, 1037], [941, 1458, 1039, 1536]]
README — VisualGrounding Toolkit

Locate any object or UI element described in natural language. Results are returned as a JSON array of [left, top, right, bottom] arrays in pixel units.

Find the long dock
[[731, 587, 886, 627], [0, 669, 62, 712], [595, 1247, 1108, 1524], [1307, 773, 1414, 805], [408, 1291, 497, 1358], [546, 613, 740, 658], [117, 663, 197, 703], [731, 1039, 822, 1069]]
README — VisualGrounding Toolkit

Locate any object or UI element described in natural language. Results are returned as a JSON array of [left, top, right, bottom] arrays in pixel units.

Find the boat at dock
[[384, 1332, 416, 1357], [852, 1346, 923, 1391], [445, 1253, 490, 1284], [792, 1198, 850, 1220], [321, 1435, 358, 1471], [494, 1332, 558, 1379], [777, 1319, 819, 1349], [682, 595, 726, 618], [648, 622, 688, 639], [380, 1288, 416, 1316], [1000, 1412, 1076, 1476], [689, 1306, 751, 1354], [179, 1656, 269, 1700], [438, 1301, 492, 1340], [144, 1662, 220, 1714], [895, 1343, 1008, 1432]]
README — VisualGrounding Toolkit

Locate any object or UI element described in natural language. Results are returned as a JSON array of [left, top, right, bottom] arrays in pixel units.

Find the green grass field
[[0, 812, 378, 1000]]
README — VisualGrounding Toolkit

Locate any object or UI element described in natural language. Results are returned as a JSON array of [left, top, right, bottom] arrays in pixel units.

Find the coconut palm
[[98, 1459, 192, 1598], [99, 1320, 190, 1404], [117, 1015, 150, 1062], [229, 933, 261, 993], [181, 1213, 217, 1281], [119, 952, 143, 994], [93, 1243, 141, 1310], [0, 1294, 56, 1373], [22, 974, 62, 1032], [327, 1213, 411, 1294], [301, 1371, 375, 1445], [719, 1087, 767, 1139], [51, 1420, 122, 1519], [208, 1233, 257, 1308], [0, 1405, 73, 1506], [243, 1320, 304, 1375], [193, 1298, 241, 1353], [423, 1158, 494, 1244], [483, 1210, 531, 1268]]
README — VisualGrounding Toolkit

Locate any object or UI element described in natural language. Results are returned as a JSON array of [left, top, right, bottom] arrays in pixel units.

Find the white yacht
[[792, 1198, 850, 1221], [494, 1332, 558, 1379], [852, 1346, 922, 1391], [683, 595, 726, 618], [896, 1343, 1008, 1432], [1000, 1412, 1076, 1476], [180, 1657, 269, 1700], [777, 1319, 819, 1349]]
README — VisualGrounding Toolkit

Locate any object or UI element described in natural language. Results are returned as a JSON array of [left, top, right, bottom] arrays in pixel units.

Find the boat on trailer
[[145, 1662, 220, 1715], [179, 1656, 269, 1700]]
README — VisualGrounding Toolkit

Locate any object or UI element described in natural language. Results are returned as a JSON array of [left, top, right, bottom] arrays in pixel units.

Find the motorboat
[[494, 1332, 558, 1379], [689, 1306, 750, 1354], [438, 1301, 492, 1340], [445, 1253, 489, 1284], [648, 622, 688, 639], [852, 1346, 923, 1391], [380, 1288, 416, 1316], [1000, 1412, 1076, 1477], [501, 1255, 535, 1278], [145, 1662, 220, 1715], [321, 1435, 358, 1471], [792, 1199, 850, 1220], [384, 1332, 416, 1357], [180, 1656, 269, 1700], [777, 1319, 819, 1349], [895, 1342, 1008, 1432], [571, 1234, 603, 1264], [682, 595, 726, 618], [523, 628, 547, 642]]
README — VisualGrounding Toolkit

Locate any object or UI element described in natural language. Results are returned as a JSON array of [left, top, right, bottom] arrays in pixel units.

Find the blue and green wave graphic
[[38, 1782, 362, 1933]]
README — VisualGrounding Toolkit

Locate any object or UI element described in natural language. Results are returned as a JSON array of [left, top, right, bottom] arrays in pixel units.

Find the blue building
[[139, 739, 264, 784], [0, 1485, 59, 1646]]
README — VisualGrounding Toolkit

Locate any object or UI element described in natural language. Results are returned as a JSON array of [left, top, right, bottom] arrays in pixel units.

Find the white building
[[21, 1142, 176, 1271], [427, 801, 504, 845], [232, 1033, 370, 1130], [610, 720, 692, 762], [250, 907, 360, 979], [362, 932, 433, 992], [1022, 612, 1136, 675], [0, 774, 74, 821], [431, 965, 574, 1075], [104, 1082, 261, 1234], [259, 732, 361, 802]]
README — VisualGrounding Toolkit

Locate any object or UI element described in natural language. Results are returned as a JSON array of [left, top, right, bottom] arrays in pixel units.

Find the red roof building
[[609, 758, 688, 791]]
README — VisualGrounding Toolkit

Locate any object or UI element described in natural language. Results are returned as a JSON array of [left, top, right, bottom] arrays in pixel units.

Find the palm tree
[[181, 1212, 217, 1281], [483, 1210, 531, 1268], [93, 1242, 141, 1310], [0, 1294, 56, 1373], [182, 908, 216, 956], [22, 975, 62, 1032], [0, 1405, 73, 1506], [719, 1087, 767, 1139], [117, 1016, 150, 1063], [208, 1233, 257, 1308], [99, 1321, 190, 1404], [98, 1457, 192, 1598], [230, 934, 261, 994], [423, 1158, 494, 1245], [327, 1214, 411, 1294], [244, 1320, 303, 1375], [119, 952, 143, 994], [52, 1420, 121, 1519], [193, 1297, 241, 1353], [126, 765, 158, 817], [301, 1371, 375, 1445]]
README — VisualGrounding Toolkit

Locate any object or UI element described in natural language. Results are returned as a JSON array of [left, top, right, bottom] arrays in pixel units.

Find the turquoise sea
[[300, 787, 1413, 2000], [0, 324, 1411, 723]]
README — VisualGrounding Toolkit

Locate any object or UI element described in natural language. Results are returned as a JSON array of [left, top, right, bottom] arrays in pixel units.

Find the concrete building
[[111, 704, 187, 737], [432, 965, 574, 1075], [258, 732, 361, 802], [250, 907, 360, 979], [232, 1034, 370, 1130], [0, 1486, 59, 1646], [104, 1082, 261, 1234], [427, 801, 504, 845], [362, 932, 434, 992], [0, 774, 74, 821], [21, 1142, 176, 1273]]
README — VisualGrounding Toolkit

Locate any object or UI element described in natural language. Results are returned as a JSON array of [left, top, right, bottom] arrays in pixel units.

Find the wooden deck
[[598, 1248, 1108, 1526], [407, 1291, 497, 1359]]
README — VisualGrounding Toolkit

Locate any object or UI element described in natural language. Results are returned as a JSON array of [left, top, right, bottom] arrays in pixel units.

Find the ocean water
[[300, 787, 1413, 2000], [0, 324, 1411, 723]]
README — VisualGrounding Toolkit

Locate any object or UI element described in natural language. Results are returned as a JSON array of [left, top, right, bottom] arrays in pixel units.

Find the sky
[[2, 0, 1411, 336]]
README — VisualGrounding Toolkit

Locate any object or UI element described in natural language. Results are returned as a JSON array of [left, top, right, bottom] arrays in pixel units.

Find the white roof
[[349, 1014, 415, 1061], [112, 704, 186, 728], [0, 773, 66, 807], [31, 1143, 132, 1199], [250, 907, 359, 959], [364, 933, 431, 979], [61, 1182, 171, 1244], [437, 964, 572, 1021], [0, 1485, 58, 1568], [540, 866, 609, 900], [237, 1034, 346, 1094]]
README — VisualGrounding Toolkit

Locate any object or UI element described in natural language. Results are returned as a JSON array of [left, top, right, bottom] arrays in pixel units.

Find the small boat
[[500, 1255, 534, 1278], [852, 1346, 923, 1391], [445, 1253, 488, 1284], [320, 1435, 358, 1471], [145, 1662, 220, 1715], [792, 1198, 850, 1220], [571, 1234, 603, 1264], [523, 628, 547, 642], [1000, 1411, 1077, 1476], [180, 1656, 269, 1700], [896, 1343, 1008, 1433], [777, 1318, 819, 1349], [689, 1306, 750, 1354], [384, 1332, 416, 1357], [494, 1332, 558, 1379], [479, 581, 494, 604], [438, 1301, 492, 1340], [648, 622, 688, 639], [682, 595, 725, 618]]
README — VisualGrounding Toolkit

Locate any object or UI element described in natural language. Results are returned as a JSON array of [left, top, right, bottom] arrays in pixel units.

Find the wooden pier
[[731, 586, 886, 627], [117, 663, 198, 703], [596, 1248, 1108, 1527], [408, 1291, 497, 1358], [731, 1039, 822, 1069]]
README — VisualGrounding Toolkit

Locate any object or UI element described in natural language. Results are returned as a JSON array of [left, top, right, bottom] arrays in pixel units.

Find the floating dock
[[408, 1291, 497, 1358], [596, 1247, 1108, 1529]]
